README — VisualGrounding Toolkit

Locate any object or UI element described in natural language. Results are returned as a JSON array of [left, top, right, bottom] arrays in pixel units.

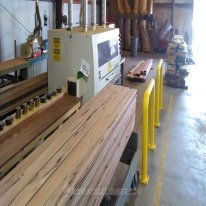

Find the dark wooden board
[[0, 94, 80, 169], [0, 58, 29, 76], [0, 72, 48, 117]]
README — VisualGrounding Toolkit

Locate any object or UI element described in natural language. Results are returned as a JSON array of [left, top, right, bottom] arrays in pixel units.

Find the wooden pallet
[[127, 59, 153, 82], [0, 84, 137, 206], [0, 92, 80, 179]]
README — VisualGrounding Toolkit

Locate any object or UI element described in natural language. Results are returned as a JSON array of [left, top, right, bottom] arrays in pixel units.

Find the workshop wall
[[0, 0, 54, 61], [173, 5, 193, 44], [0, 1, 97, 62], [153, 0, 193, 48]]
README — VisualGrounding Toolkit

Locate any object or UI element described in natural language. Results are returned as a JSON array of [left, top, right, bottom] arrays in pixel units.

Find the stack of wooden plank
[[0, 92, 80, 179], [127, 59, 153, 82], [0, 72, 48, 117], [0, 84, 137, 206], [0, 58, 29, 76]]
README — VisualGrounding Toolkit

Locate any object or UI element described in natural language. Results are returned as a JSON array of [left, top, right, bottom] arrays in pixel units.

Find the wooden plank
[[0, 85, 137, 206], [0, 87, 48, 118], [0, 93, 80, 170], [53, 101, 135, 205], [0, 84, 15, 95], [87, 115, 135, 206], [0, 72, 48, 117], [0, 101, 80, 179], [10, 87, 135, 206], [0, 72, 47, 106], [0, 58, 29, 76], [127, 59, 153, 82], [0, 85, 117, 199], [0, 91, 66, 136], [0, 93, 80, 179], [28, 93, 136, 206], [71, 109, 136, 206]]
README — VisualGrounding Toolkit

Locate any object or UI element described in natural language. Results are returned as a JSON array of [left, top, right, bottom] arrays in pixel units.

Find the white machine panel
[[48, 27, 121, 103]]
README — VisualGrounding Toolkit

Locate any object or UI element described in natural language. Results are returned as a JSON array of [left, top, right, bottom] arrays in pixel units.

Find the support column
[[56, 0, 64, 29]]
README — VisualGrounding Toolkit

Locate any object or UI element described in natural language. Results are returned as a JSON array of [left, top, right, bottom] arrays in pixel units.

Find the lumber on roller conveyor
[[0, 84, 137, 206]]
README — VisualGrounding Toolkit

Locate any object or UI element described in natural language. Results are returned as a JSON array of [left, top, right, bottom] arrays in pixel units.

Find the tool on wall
[[24, 0, 43, 59], [0, 2, 43, 59]]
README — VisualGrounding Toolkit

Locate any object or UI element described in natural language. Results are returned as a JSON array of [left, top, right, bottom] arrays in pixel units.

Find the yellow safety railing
[[141, 59, 164, 185], [155, 59, 163, 127], [159, 59, 163, 110], [140, 79, 156, 185]]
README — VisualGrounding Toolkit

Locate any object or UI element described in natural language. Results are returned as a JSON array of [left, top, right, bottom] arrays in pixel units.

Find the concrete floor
[[122, 52, 206, 206]]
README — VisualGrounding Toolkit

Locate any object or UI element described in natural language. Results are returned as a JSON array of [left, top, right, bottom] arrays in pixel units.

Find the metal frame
[[155, 59, 163, 127], [102, 132, 139, 206], [141, 79, 156, 185]]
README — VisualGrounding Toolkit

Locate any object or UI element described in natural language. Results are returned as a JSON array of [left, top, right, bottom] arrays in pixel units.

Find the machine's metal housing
[[48, 27, 121, 103]]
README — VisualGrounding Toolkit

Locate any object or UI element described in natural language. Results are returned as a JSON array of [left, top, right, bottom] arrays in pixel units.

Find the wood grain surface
[[127, 59, 153, 82], [0, 93, 80, 170], [0, 72, 48, 116], [0, 58, 29, 76], [0, 84, 137, 206]]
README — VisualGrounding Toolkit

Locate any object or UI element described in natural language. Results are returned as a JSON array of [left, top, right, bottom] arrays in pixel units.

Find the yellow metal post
[[155, 64, 160, 127], [141, 79, 155, 185], [159, 59, 163, 110], [148, 86, 156, 150]]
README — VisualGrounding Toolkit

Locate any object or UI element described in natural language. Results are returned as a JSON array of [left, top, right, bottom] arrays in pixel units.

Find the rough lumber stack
[[127, 59, 153, 82], [0, 84, 137, 206], [0, 73, 48, 116]]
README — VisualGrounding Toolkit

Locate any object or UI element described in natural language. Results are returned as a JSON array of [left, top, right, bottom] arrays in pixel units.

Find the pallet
[[164, 72, 188, 89], [0, 92, 80, 179], [127, 59, 153, 82], [0, 84, 137, 206]]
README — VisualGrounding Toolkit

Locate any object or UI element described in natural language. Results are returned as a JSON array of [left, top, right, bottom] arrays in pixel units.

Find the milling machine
[[48, 0, 123, 104]]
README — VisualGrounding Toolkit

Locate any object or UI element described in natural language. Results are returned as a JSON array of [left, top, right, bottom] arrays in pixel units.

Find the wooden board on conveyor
[[0, 72, 48, 117], [0, 92, 80, 179], [0, 84, 137, 206]]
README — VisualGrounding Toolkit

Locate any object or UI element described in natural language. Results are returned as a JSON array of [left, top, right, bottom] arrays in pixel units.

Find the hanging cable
[[0, 3, 32, 34]]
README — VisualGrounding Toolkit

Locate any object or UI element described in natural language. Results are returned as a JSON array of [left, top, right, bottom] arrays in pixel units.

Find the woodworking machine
[[48, 0, 122, 104]]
